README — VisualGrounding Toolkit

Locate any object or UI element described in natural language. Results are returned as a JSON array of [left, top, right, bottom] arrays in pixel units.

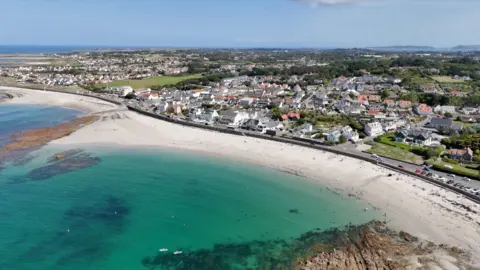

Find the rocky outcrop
[[0, 116, 98, 155], [296, 221, 473, 270]]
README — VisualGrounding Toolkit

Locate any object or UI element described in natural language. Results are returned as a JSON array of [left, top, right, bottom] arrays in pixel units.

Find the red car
[[415, 170, 421, 174], [398, 165, 404, 169], [420, 171, 427, 175]]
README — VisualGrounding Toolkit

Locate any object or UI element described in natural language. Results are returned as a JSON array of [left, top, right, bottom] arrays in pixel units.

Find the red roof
[[450, 90, 462, 95], [287, 112, 300, 119]]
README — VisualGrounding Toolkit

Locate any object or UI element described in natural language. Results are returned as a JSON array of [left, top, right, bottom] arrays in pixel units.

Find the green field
[[367, 143, 424, 164], [96, 74, 203, 89], [432, 161, 479, 179], [431, 76, 466, 84]]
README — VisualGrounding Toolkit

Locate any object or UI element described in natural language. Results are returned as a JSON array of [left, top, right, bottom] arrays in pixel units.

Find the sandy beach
[[0, 86, 117, 114], [3, 88, 480, 265]]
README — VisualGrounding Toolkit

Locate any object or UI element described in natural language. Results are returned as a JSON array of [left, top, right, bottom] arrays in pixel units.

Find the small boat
[[173, 251, 182, 255], [159, 248, 168, 252]]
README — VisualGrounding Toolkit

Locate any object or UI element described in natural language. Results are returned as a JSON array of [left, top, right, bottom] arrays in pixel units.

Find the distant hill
[[366, 46, 436, 51], [451, 45, 480, 51]]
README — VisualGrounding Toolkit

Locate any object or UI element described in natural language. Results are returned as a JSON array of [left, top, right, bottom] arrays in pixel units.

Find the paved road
[[335, 142, 480, 192]]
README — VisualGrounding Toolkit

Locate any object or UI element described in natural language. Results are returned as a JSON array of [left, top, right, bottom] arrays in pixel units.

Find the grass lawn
[[433, 161, 480, 179], [431, 76, 466, 84], [96, 74, 203, 89], [367, 143, 424, 165], [454, 120, 473, 127]]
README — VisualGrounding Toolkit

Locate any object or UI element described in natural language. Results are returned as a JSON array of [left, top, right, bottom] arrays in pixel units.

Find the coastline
[[3, 87, 480, 264], [0, 86, 118, 114]]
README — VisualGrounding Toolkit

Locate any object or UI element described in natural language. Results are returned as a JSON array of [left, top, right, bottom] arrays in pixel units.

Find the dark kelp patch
[[140, 221, 475, 270], [26, 150, 100, 180]]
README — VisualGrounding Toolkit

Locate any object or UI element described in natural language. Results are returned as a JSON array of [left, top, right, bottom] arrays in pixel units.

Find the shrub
[[442, 157, 459, 165]]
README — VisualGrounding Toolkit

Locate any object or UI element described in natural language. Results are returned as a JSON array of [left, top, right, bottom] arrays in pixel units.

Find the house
[[368, 95, 381, 102], [334, 99, 352, 111], [448, 90, 466, 97], [427, 117, 463, 132], [462, 107, 478, 115], [397, 100, 412, 108], [420, 85, 440, 94], [341, 125, 359, 142], [194, 109, 219, 123], [107, 85, 133, 97], [414, 104, 433, 115], [238, 97, 254, 107], [382, 122, 397, 132], [327, 130, 342, 142], [364, 122, 384, 137], [394, 129, 434, 146], [218, 110, 250, 126], [286, 112, 301, 120], [357, 95, 369, 105], [383, 99, 395, 107], [447, 148, 473, 162], [433, 105, 455, 114]]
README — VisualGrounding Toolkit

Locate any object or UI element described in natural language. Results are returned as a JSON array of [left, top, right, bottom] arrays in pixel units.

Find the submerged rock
[[27, 151, 100, 180], [46, 149, 84, 163]]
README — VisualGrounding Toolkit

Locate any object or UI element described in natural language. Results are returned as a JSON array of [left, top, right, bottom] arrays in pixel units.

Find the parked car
[[398, 165, 404, 169], [463, 177, 471, 182], [446, 180, 454, 184], [420, 171, 427, 175], [415, 170, 421, 174], [448, 174, 456, 178], [426, 173, 432, 177]]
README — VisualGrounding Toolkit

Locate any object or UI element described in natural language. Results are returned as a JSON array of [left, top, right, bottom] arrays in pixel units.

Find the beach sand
[[4, 88, 480, 264], [0, 86, 116, 114]]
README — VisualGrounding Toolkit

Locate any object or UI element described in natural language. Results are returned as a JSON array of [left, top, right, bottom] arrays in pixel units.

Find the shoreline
[[0, 86, 118, 114], [3, 87, 480, 264]]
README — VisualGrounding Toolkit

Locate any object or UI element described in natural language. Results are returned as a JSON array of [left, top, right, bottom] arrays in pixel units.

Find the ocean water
[[0, 45, 102, 55], [0, 104, 81, 146], [0, 105, 379, 270]]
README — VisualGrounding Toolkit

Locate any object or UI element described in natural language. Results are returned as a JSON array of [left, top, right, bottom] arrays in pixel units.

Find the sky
[[0, 0, 479, 48]]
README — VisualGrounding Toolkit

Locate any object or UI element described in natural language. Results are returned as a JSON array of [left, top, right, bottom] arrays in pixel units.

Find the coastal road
[[335, 142, 480, 191]]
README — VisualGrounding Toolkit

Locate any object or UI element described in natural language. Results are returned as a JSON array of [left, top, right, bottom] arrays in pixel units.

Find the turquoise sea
[[0, 105, 379, 270]]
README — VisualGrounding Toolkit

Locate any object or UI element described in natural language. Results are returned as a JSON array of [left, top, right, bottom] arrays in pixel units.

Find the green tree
[[339, 135, 347, 144], [444, 112, 453, 118]]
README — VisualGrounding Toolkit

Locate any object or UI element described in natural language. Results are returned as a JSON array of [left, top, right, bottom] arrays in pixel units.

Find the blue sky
[[0, 0, 479, 48]]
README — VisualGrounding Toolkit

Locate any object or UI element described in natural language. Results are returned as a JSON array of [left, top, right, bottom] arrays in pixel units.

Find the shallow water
[[0, 105, 379, 269], [0, 104, 81, 146]]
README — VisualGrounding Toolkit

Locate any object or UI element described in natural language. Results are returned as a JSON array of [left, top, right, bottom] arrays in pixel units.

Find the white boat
[[173, 251, 182, 255], [159, 248, 168, 252]]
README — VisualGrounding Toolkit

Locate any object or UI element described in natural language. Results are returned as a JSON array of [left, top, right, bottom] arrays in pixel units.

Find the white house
[[327, 130, 342, 142], [341, 126, 359, 142], [382, 122, 397, 132], [434, 105, 455, 114], [219, 110, 250, 127], [364, 122, 384, 137], [107, 86, 133, 97], [196, 109, 219, 123], [462, 107, 478, 115]]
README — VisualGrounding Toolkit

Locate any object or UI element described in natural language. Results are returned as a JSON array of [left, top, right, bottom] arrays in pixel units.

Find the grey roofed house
[[427, 117, 463, 131]]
